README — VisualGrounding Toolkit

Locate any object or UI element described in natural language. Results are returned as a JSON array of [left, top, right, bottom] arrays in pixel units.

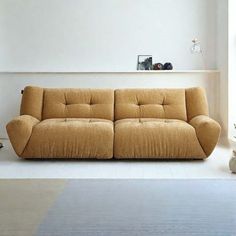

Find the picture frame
[[137, 55, 153, 70]]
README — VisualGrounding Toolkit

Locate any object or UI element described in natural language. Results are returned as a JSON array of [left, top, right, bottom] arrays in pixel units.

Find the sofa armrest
[[189, 115, 221, 157], [6, 115, 40, 156]]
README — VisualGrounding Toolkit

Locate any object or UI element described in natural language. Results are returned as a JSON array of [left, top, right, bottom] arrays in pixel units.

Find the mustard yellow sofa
[[6, 86, 221, 159]]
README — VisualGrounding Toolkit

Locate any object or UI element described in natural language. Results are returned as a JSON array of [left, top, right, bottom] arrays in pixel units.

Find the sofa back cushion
[[115, 89, 187, 121], [42, 88, 114, 120], [20, 86, 208, 122]]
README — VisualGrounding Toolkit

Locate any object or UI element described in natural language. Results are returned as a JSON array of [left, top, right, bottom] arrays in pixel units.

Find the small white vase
[[229, 138, 236, 173], [229, 137, 236, 150], [229, 155, 236, 173]]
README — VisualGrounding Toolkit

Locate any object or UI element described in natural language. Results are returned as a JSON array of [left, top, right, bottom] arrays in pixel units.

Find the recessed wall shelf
[[0, 70, 220, 74]]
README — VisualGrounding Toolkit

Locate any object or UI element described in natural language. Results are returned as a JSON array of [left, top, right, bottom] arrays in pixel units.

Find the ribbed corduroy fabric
[[6, 86, 221, 159]]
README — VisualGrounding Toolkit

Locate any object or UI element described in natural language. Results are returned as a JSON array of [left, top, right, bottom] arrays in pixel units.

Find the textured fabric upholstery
[[114, 118, 206, 159], [189, 115, 221, 157], [7, 86, 220, 159], [42, 88, 114, 121], [185, 87, 209, 121], [22, 118, 114, 159], [20, 86, 44, 120], [6, 115, 40, 156], [115, 89, 187, 121]]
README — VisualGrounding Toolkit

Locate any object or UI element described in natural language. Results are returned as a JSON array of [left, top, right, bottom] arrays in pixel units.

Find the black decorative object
[[153, 63, 164, 70], [137, 55, 153, 70], [164, 62, 173, 70]]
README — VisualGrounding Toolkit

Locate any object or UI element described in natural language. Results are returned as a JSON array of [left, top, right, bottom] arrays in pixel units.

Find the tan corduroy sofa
[[6, 86, 221, 159]]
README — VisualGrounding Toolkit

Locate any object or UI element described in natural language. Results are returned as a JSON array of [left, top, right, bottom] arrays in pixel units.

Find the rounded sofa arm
[[6, 115, 40, 156], [189, 115, 221, 157]]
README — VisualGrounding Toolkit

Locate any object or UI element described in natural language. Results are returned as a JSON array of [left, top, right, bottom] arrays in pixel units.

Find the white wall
[[216, 0, 228, 138], [0, 0, 216, 72], [228, 0, 236, 139]]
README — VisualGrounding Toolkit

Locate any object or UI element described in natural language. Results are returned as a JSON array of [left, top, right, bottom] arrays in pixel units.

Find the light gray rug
[[36, 180, 236, 236]]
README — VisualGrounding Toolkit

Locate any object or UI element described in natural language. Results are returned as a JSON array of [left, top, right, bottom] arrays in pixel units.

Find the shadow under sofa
[[6, 86, 221, 159]]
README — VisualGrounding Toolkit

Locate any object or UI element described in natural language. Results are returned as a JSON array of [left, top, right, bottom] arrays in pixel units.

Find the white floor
[[0, 139, 235, 179]]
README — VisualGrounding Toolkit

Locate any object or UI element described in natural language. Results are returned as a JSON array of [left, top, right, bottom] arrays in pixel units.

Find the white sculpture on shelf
[[230, 150, 236, 173], [230, 124, 236, 173], [191, 38, 202, 54], [190, 38, 206, 70]]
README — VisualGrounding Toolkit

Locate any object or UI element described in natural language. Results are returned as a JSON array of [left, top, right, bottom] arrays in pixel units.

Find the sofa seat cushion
[[114, 118, 206, 159], [22, 118, 114, 159]]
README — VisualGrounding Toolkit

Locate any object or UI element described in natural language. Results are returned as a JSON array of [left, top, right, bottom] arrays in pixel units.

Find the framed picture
[[137, 55, 153, 70]]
